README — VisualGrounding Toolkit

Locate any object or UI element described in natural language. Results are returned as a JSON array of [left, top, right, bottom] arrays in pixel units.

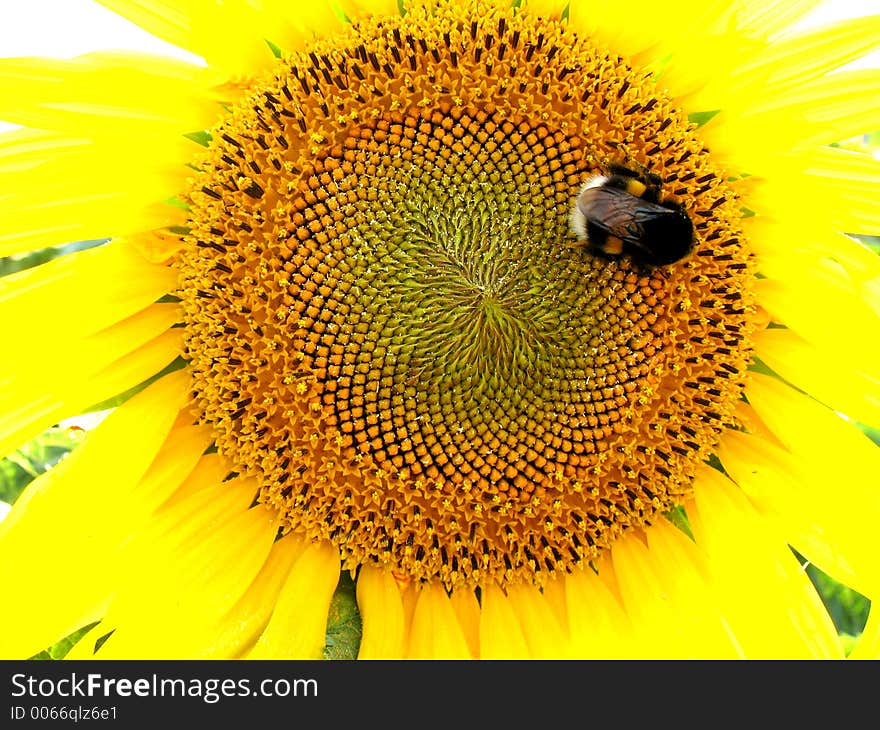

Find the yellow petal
[[749, 221, 880, 289], [736, 373, 880, 597], [406, 583, 473, 659], [90, 505, 279, 658], [745, 148, 880, 239], [356, 566, 407, 659], [0, 370, 188, 658], [449, 586, 481, 659], [705, 68, 880, 165], [609, 523, 740, 658], [0, 131, 193, 254], [504, 581, 572, 659], [731, 14, 880, 98], [0, 304, 180, 457], [848, 609, 880, 660], [0, 52, 223, 135], [643, 519, 742, 658], [479, 583, 531, 659], [690, 465, 843, 658], [565, 565, 636, 658], [126, 419, 214, 517], [1, 335, 182, 463], [247, 540, 341, 659], [540, 572, 570, 630], [159, 451, 233, 507], [719, 420, 880, 600], [746, 372, 880, 477], [198, 534, 307, 659], [754, 327, 880, 427], [755, 272, 880, 372], [0, 241, 176, 343]]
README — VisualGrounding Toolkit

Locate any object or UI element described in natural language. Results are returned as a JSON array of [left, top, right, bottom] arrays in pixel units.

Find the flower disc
[[179, 1, 754, 589]]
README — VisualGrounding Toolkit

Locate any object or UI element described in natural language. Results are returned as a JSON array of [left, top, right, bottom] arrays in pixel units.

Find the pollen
[[178, 0, 754, 589]]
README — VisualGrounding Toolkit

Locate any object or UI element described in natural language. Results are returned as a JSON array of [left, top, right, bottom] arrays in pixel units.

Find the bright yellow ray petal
[[749, 221, 880, 289], [67, 477, 266, 657], [731, 0, 825, 41], [724, 376, 880, 600], [449, 586, 481, 659], [613, 523, 742, 658], [0, 52, 223, 135], [247, 540, 341, 659], [540, 573, 570, 630], [746, 372, 880, 476], [159, 451, 232, 507], [0, 320, 182, 460], [356, 565, 407, 659], [569, 0, 739, 93], [646, 519, 744, 657], [504, 582, 572, 658], [731, 14, 880, 97], [0, 370, 188, 658], [565, 565, 636, 658], [478, 584, 531, 659], [89, 503, 278, 658], [0, 133, 194, 254], [406, 583, 473, 659], [745, 148, 880, 239], [0, 303, 178, 432], [718, 428, 871, 599], [690, 465, 844, 658], [522, 0, 569, 19], [126, 418, 214, 516], [3, 301, 179, 386], [0, 242, 177, 343], [70, 531, 306, 660], [755, 271, 880, 371], [609, 533, 686, 658], [196, 534, 307, 659], [754, 327, 880, 427], [704, 69, 880, 166]]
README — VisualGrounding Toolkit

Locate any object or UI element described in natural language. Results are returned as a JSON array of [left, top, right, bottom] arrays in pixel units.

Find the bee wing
[[577, 186, 679, 247]]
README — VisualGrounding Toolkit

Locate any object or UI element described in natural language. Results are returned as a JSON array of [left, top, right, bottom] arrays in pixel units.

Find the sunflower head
[[178, 0, 754, 590]]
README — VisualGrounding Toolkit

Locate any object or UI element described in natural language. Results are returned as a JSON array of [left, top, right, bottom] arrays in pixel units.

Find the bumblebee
[[570, 165, 694, 268]]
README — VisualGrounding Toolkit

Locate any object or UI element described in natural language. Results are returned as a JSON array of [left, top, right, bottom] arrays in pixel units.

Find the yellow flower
[[1, 0, 879, 659]]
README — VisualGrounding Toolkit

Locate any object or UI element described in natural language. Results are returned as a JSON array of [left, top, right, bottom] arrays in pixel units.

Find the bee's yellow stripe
[[625, 179, 647, 197], [603, 236, 624, 255]]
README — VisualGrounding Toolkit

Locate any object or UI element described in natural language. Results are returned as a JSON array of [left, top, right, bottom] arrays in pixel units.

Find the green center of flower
[[178, 0, 754, 589]]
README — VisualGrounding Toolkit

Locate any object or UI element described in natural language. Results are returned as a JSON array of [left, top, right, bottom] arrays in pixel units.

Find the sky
[[0, 0, 878, 62]]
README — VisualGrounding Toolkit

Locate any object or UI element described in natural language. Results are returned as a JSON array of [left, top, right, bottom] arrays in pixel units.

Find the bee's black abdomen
[[636, 207, 694, 266]]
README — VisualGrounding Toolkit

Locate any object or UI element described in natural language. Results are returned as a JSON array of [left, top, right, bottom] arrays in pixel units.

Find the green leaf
[[747, 355, 775, 376], [0, 239, 106, 278], [0, 426, 82, 504], [29, 623, 99, 660], [184, 130, 212, 147], [323, 572, 362, 660], [664, 504, 694, 540], [265, 39, 284, 59], [687, 110, 720, 127], [803, 559, 870, 646]]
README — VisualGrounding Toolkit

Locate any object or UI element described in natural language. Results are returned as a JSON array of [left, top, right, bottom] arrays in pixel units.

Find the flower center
[[178, 0, 754, 589]]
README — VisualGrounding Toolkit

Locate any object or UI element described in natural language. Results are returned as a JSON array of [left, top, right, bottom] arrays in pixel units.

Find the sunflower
[[1, 0, 879, 660]]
